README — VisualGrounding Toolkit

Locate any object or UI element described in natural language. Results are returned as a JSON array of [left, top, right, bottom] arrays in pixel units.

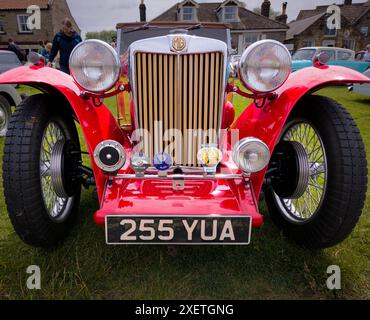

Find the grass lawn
[[0, 86, 369, 300]]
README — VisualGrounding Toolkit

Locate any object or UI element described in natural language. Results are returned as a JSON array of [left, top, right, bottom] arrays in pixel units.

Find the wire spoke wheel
[[274, 121, 328, 224], [0, 103, 7, 131], [0, 96, 11, 136], [40, 121, 73, 222]]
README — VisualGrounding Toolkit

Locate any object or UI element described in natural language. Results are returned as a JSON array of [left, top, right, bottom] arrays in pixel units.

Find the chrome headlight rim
[[232, 137, 271, 173], [70, 39, 121, 94], [238, 39, 292, 94]]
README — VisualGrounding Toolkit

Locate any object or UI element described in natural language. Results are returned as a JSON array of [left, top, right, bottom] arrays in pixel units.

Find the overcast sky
[[66, 0, 367, 37]]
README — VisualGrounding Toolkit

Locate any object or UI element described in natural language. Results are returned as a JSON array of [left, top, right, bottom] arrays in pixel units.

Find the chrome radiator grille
[[134, 52, 224, 166]]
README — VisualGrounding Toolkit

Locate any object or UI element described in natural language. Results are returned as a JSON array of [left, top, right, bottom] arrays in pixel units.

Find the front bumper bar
[[94, 177, 264, 228]]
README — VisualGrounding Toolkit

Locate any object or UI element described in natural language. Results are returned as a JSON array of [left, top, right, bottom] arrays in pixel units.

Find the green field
[[0, 87, 369, 300]]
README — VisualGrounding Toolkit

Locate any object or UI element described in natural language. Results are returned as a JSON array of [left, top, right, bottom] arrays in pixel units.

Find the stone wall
[[286, 15, 364, 52]]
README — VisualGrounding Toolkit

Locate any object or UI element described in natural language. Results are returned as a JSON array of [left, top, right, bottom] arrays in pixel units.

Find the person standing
[[41, 42, 52, 63], [363, 44, 370, 62], [37, 40, 45, 55], [47, 18, 82, 74], [7, 38, 25, 62]]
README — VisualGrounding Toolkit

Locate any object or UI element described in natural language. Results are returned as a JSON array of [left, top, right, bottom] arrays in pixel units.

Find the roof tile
[[0, 0, 49, 10], [153, 2, 288, 30]]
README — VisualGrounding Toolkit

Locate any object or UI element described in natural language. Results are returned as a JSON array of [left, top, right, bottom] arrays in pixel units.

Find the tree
[[253, 7, 280, 20], [85, 30, 116, 43]]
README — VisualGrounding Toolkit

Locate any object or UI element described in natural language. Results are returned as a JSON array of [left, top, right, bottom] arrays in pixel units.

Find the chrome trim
[[69, 39, 121, 94], [129, 35, 229, 161], [232, 137, 271, 173], [94, 140, 126, 173], [116, 173, 244, 180], [238, 39, 291, 94], [50, 139, 68, 198]]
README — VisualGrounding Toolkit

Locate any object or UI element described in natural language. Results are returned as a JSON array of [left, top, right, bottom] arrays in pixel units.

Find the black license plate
[[105, 216, 252, 245]]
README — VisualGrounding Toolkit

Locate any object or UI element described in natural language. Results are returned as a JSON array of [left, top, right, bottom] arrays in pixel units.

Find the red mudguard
[[0, 66, 125, 202], [232, 65, 370, 199]]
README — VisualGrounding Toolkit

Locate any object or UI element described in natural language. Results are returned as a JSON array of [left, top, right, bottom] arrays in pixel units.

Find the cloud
[[66, 0, 367, 37]]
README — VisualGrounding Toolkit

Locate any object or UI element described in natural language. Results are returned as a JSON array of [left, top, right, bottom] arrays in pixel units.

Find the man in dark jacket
[[7, 38, 25, 62], [47, 18, 82, 74]]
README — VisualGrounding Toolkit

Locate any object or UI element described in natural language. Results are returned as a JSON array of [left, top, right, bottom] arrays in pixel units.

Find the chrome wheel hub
[[0, 105, 7, 130], [273, 122, 328, 224], [40, 121, 74, 223]]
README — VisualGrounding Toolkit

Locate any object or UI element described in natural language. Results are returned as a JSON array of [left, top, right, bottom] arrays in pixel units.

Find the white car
[[354, 69, 370, 96]]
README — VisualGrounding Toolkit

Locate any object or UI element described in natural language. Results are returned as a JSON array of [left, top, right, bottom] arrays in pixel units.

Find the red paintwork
[[232, 65, 370, 199], [222, 101, 235, 129], [0, 64, 368, 230], [0, 66, 125, 202], [94, 178, 263, 228]]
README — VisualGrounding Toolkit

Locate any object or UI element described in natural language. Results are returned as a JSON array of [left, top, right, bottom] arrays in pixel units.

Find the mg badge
[[172, 36, 186, 52]]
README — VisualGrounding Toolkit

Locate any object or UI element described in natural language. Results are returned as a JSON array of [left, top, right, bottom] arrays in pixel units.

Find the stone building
[[0, 0, 80, 50], [152, 0, 289, 54], [286, 0, 370, 52]]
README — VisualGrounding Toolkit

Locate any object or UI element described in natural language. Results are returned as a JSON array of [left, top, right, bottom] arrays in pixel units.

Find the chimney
[[276, 2, 288, 24], [344, 0, 352, 5], [261, 0, 271, 18], [139, 0, 146, 22]]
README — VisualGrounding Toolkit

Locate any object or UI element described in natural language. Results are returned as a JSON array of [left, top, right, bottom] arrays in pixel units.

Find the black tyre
[[265, 95, 367, 249], [0, 94, 11, 137], [3, 94, 82, 248]]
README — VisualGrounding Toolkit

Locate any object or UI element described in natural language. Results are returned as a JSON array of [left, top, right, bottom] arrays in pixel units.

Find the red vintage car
[[0, 22, 369, 248]]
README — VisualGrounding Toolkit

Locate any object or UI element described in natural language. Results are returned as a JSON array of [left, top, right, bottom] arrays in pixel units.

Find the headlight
[[232, 138, 270, 173], [70, 39, 121, 93], [239, 40, 291, 93]]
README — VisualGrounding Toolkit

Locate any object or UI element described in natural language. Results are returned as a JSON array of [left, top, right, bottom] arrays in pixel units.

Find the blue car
[[292, 47, 370, 73]]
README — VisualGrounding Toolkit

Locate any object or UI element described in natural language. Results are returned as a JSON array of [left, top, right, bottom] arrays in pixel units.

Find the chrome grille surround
[[130, 35, 228, 166]]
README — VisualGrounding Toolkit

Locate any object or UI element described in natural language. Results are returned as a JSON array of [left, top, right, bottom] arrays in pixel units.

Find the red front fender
[[0, 66, 125, 202], [232, 65, 370, 199]]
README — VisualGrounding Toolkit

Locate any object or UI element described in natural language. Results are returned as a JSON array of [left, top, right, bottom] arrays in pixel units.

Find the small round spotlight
[[130, 152, 151, 177], [94, 140, 126, 173], [154, 152, 173, 171], [197, 146, 223, 173], [232, 138, 270, 173]]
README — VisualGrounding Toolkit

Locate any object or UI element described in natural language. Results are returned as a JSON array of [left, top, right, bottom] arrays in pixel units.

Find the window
[[244, 34, 261, 47], [337, 50, 352, 60], [17, 14, 32, 33], [343, 39, 356, 50], [292, 49, 316, 61], [224, 6, 238, 21], [318, 49, 335, 61], [360, 26, 368, 36], [182, 7, 195, 21], [0, 19, 5, 34], [302, 39, 315, 47]]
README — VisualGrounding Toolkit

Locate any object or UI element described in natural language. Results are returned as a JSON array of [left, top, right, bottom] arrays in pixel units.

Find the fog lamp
[[94, 140, 126, 173], [154, 152, 173, 171], [197, 146, 223, 174], [232, 138, 270, 173]]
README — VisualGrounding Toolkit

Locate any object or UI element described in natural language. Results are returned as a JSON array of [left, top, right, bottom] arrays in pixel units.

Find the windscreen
[[292, 49, 316, 61]]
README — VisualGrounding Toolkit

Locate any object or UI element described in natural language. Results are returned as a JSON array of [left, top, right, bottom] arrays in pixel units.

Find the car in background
[[0, 50, 23, 136], [292, 47, 370, 73], [353, 68, 370, 96], [0, 50, 22, 73]]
